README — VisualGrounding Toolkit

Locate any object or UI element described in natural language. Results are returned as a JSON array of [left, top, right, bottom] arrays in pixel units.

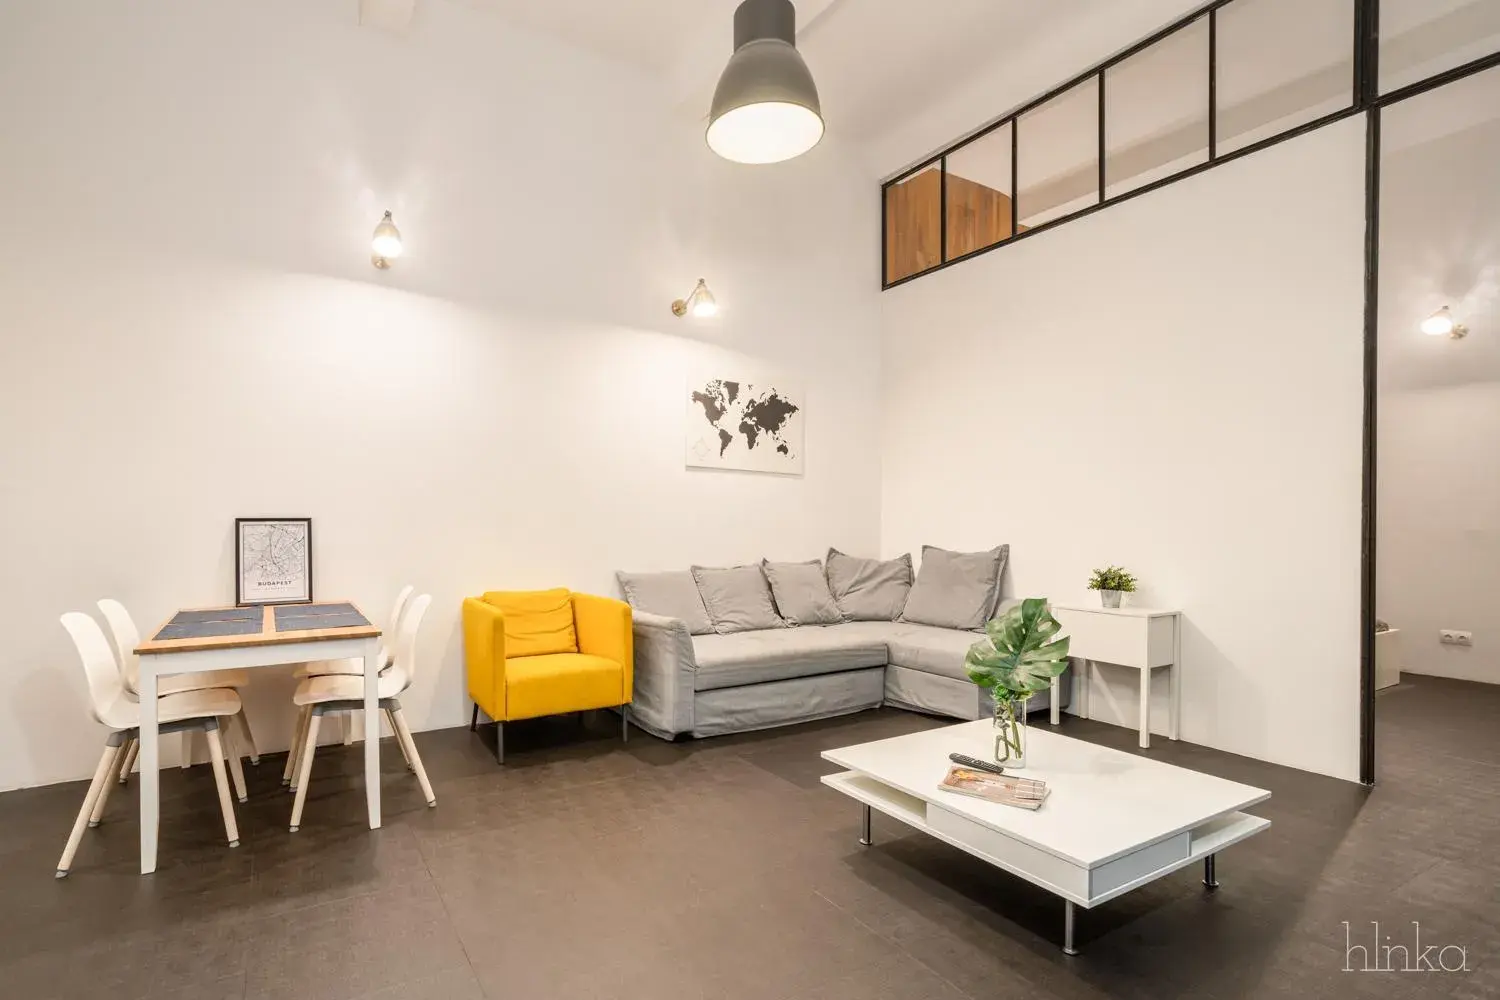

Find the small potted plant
[[964, 599, 1071, 768], [1087, 566, 1137, 609]]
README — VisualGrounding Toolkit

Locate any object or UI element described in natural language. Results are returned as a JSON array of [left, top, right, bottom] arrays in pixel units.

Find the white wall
[[1377, 68, 1500, 685], [1379, 387, 1500, 683], [0, 0, 882, 791], [880, 120, 1368, 781]]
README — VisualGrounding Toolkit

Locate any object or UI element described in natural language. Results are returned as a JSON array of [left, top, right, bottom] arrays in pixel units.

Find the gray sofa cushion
[[825, 549, 912, 621], [691, 624, 889, 691], [617, 569, 714, 635], [901, 544, 1009, 630], [692, 565, 786, 634], [762, 559, 844, 625], [883, 622, 983, 682]]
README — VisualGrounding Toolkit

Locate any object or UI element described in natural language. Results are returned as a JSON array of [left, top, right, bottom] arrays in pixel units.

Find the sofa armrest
[[462, 598, 507, 720], [572, 592, 633, 702], [628, 611, 697, 737]]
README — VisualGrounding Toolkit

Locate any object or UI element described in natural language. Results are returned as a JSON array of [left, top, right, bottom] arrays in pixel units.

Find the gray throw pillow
[[691, 565, 788, 634], [762, 559, 844, 626], [900, 545, 1009, 631], [616, 569, 714, 635], [825, 549, 913, 621]]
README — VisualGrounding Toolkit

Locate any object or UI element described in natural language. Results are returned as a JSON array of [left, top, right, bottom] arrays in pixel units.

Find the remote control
[[948, 753, 1006, 775]]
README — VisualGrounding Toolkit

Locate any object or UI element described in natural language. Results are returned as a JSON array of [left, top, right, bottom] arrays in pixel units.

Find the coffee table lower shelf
[[820, 770, 1270, 954]]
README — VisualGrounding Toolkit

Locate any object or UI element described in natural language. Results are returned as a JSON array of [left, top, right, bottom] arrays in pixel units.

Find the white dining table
[[133, 601, 383, 874]]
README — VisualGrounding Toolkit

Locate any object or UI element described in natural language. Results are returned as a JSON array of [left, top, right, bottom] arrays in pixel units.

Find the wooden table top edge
[[135, 600, 382, 655]]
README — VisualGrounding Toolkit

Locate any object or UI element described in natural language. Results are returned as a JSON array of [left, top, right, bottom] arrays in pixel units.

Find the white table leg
[[139, 656, 160, 874], [363, 638, 381, 829], [1050, 675, 1060, 726], [1138, 665, 1151, 749], [1078, 661, 1091, 720], [1170, 617, 1182, 740]]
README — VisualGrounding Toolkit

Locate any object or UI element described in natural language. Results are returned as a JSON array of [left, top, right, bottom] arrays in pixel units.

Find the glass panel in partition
[[944, 121, 1015, 260], [1380, 0, 1500, 94], [1217, 0, 1354, 154], [884, 164, 942, 283], [1105, 15, 1210, 199], [1017, 76, 1099, 230], [1378, 65, 1500, 379]]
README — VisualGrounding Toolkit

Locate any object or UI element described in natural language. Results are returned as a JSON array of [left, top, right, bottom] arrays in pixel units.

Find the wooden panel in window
[[885, 166, 941, 284], [945, 173, 1015, 260]]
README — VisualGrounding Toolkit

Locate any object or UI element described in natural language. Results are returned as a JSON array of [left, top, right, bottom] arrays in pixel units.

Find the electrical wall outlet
[[1440, 630, 1473, 646]]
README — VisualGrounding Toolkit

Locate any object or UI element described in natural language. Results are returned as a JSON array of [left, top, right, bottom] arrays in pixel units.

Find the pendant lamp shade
[[707, 0, 824, 164]]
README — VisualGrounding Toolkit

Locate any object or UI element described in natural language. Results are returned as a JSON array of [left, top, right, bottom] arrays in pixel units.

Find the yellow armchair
[[463, 589, 633, 763]]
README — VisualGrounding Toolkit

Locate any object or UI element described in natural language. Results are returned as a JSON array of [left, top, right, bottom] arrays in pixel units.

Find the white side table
[[1048, 603, 1182, 749]]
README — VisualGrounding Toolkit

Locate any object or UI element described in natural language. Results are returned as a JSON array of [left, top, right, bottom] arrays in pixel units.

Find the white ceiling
[[452, 0, 740, 75], [451, 0, 1095, 137]]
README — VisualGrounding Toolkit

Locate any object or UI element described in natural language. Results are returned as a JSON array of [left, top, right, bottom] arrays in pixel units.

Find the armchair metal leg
[[470, 703, 479, 732], [495, 721, 504, 765], [622, 704, 630, 743]]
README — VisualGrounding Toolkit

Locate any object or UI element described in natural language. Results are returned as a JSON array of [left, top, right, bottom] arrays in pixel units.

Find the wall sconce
[[371, 211, 403, 269], [671, 278, 718, 318], [1420, 305, 1468, 339]]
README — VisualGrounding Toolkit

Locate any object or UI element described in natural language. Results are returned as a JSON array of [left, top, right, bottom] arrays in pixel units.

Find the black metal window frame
[[879, 0, 1500, 293], [879, 0, 1500, 786]]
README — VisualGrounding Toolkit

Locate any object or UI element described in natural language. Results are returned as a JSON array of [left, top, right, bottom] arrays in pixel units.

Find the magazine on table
[[938, 766, 1050, 810]]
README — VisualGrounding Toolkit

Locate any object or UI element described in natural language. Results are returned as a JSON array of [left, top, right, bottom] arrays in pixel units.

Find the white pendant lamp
[[707, 0, 825, 165]]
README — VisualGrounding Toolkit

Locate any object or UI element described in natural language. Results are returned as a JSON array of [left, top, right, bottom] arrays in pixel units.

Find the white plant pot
[[1099, 590, 1123, 609]]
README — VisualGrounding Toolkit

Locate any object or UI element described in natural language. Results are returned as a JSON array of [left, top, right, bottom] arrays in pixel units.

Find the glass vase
[[992, 695, 1029, 769]]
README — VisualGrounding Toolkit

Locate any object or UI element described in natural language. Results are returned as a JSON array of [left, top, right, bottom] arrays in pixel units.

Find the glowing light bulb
[[371, 211, 402, 268]]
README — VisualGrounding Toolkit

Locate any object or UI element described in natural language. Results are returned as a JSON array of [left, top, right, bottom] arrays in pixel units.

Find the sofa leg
[[470, 703, 479, 733], [621, 705, 630, 743], [495, 721, 504, 765]]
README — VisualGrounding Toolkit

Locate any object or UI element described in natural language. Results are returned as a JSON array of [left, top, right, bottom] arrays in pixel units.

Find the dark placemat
[[275, 612, 370, 632], [274, 602, 358, 620], [154, 619, 265, 640], [170, 608, 262, 625]]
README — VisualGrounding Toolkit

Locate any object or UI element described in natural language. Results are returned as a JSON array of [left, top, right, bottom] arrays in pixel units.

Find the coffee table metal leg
[[859, 804, 872, 846], [1203, 853, 1219, 889], [1063, 900, 1079, 956]]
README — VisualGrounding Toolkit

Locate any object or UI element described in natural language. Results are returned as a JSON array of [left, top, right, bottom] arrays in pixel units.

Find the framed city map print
[[685, 375, 804, 475], [235, 517, 313, 606]]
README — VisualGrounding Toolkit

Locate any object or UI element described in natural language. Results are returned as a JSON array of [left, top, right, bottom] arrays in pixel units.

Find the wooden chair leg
[[181, 730, 195, 769], [289, 712, 322, 832], [235, 710, 261, 765], [284, 705, 310, 788], [57, 744, 119, 877], [386, 708, 413, 770], [391, 707, 435, 806], [343, 710, 356, 746], [204, 727, 240, 847], [87, 741, 130, 827], [117, 738, 139, 785], [222, 721, 248, 803]]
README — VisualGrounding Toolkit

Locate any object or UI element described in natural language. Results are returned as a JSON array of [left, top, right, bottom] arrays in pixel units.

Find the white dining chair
[[288, 593, 435, 831], [283, 584, 415, 785], [97, 599, 261, 780], [56, 612, 242, 877]]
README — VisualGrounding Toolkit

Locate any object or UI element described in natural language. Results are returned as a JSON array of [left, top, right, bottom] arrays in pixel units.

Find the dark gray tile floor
[[0, 675, 1493, 1000]]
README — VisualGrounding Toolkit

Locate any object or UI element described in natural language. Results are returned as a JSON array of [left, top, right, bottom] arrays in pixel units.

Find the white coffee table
[[820, 721, 1271, 954]]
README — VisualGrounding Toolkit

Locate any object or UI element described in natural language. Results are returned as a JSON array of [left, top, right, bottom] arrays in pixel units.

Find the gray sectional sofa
[[618, 547, 1071, 741]]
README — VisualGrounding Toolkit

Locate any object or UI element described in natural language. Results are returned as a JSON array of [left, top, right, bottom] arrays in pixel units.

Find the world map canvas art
[[686, 376, 804, 475]]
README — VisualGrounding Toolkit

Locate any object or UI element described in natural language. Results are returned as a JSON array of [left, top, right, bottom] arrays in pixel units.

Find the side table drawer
[[1054, 609, 1175, 669]]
